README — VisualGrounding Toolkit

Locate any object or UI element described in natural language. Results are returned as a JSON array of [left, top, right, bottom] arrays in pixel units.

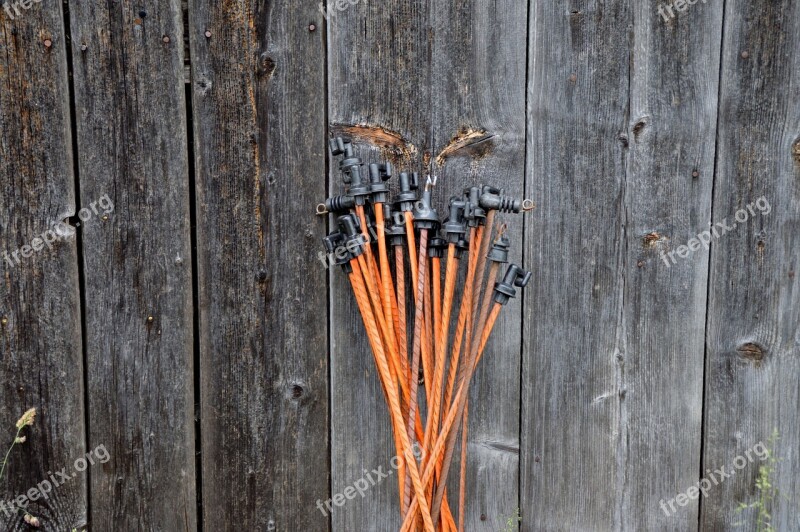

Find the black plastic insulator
[[493, 264, 532, 305], [455, 238, 469, 260], [368, 162, 393, 204], [383, 203, 407, 246], [442, 197, 467, 244], [322, 231, 353, 273], [395, 172, 419, 212], [337, 214, 367, 256], [413, 187, 440, 230], [329, 137, 369, 205], [428, 236, 447, 258], [487, 234, 511, 263], [479, 185, 523, 213], [324, 194, 356, 214], [464, 186, 486, 227]]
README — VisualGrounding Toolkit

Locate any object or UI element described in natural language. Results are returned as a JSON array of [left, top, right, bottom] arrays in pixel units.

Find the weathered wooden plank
[[701, 1, 800, 530], [521, 3, 631, 529], [327, 2, 432, 531], [617, 2, 722, 529], [329, 2, 529, 528], [68, 1, 196, 529], [430, 1, 527, 529], [189, 1, 329, 529], [0, 2, 86, 530], [522, 0, 722, 528]]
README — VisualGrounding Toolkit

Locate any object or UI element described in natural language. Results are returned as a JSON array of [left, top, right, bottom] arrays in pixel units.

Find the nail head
[[204, 30, 212, 38], [162, 35, 170, 43]]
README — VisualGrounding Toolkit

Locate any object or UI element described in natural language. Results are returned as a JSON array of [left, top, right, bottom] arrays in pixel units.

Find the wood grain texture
[[701, 1, 800, 530], [0, 2, 86, 530], [430, 1, 527, 530], [521, 1, 634, 529], [189, 0, 329, 529], [68, 1, 196, 529], [1, 1, 799, 530], [327, 2, 431, 531], [616, 2, 723, 529], [523, 1, 725, 529]]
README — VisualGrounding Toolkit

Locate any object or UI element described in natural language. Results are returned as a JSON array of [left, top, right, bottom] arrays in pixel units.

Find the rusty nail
[[162, 35, 170, 43], [134, 18, 142, 25], [44, 39, 52, 48], [205, 30, 212, 38]]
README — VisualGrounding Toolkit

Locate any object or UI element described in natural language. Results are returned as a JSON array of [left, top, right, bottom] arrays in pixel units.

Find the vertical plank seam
[[323, 1, 333, 530], [59, 0, 92, 527], [519, 0, 532, 527], [182, 0, 204, 528], [185, 77, 204, 532], [698, 0, 728, 528]]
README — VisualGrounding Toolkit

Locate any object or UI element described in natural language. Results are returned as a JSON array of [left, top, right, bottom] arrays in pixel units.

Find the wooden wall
[[0, 0, 797, 530]]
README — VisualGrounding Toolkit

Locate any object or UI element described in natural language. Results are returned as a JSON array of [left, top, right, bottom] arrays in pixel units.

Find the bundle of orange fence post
[[319, 137, 534, 531]]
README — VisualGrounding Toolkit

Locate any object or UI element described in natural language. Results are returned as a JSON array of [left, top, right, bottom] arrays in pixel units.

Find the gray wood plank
[[701, 1, 800, 530], [327, 2, 432, 531], [619, 2, 723, 529], [329, 2, 529, 529], [430, 1, 528, 530], [68, 1, 196, 529], [189, 1, 329, 529], [0, 2, 86, 530], [522, 3, 631, 529], [522, 1, 722, 529]]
